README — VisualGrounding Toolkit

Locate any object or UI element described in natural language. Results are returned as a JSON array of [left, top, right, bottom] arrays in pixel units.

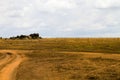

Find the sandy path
[[0, 50, 24, 80]]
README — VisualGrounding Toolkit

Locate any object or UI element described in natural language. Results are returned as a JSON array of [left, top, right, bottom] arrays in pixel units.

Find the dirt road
[[0, 50, 24, 80]]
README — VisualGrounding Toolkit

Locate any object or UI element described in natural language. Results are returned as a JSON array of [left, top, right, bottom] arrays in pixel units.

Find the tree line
[[0, 33, 42, 40]]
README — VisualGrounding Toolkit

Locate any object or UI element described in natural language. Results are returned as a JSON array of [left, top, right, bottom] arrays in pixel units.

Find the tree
[[29, 33, 40, 39]]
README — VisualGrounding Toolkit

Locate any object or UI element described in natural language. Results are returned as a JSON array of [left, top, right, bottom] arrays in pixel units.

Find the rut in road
[[0, 50, 24, 80]]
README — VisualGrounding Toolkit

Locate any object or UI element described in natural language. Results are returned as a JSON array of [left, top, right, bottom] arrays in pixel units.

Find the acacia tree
[[29, 33, 40, 39]]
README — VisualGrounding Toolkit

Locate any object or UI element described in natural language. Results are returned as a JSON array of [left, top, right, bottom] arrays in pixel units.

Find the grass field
[[0, 38, 120, 80], [1, 38, 120, 53]]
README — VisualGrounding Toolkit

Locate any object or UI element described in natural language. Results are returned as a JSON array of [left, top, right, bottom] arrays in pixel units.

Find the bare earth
[[0, 50, 24, 80]]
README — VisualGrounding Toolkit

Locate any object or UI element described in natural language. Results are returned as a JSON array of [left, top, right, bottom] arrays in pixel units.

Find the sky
[[0, 0, 120, 38]]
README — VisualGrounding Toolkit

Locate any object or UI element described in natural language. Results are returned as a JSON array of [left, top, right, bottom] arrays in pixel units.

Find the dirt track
[[0, 50, 24, 80]]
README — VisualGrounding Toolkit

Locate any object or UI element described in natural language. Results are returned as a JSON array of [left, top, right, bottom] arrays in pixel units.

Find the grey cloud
[[0, 0, 120, 37]]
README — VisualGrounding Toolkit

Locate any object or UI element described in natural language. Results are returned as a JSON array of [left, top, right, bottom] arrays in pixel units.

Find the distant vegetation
[[9, 33, 42, 40], [0, 33, 42, 40]]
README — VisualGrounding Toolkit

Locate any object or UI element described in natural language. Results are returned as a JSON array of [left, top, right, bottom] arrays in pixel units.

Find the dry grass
[[0, 38, 120, 80], [0, 38, 120, 53], [0, 53, 3, 56], [0, 53, 4, 58], [16, 51, 120, 80]]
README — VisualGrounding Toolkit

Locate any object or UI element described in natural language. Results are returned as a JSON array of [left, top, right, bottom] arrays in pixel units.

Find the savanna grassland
[[0, 38, 120, 80]]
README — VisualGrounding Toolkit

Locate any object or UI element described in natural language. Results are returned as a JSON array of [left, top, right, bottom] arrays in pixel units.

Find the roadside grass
[[0, 53, 3, 56], [16, 51, 120, 80], [0, 53, 3, 57]]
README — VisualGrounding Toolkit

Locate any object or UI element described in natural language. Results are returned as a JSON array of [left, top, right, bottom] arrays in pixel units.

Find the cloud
[[95, 0, 120, 9], [0, 0, 120, 37], [44, 0, 77, 10]]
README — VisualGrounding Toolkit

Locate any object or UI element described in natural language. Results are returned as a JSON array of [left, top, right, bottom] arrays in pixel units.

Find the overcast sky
[[0, 0, 120, 37]]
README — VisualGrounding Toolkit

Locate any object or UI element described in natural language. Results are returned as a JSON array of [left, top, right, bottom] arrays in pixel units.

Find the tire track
[[0, 50, 24, 80]]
